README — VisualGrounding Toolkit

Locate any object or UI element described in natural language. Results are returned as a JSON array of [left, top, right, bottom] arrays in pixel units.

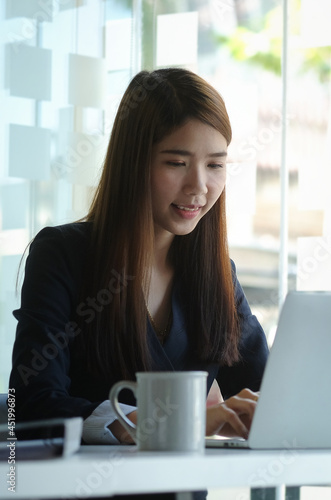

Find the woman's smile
[[171, 203, 202, 219]]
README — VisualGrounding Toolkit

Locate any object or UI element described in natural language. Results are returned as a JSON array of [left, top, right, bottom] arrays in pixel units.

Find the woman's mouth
[[171, 204, 202, 219], [174, 204, 200, 212]]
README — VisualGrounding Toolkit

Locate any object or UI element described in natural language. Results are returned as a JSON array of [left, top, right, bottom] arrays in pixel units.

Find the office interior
[[0, 0, 331, 499]]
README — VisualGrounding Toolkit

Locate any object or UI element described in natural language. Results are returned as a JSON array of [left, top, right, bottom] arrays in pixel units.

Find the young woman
[[10, 69, 268, 496]]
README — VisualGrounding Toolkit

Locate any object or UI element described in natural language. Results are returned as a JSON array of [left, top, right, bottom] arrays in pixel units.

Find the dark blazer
[[9, 222, 269, 424]]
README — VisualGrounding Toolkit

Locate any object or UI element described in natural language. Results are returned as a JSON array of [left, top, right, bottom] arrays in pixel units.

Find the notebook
[[0, 417, 82, 459], [206, 291, 331, 449]]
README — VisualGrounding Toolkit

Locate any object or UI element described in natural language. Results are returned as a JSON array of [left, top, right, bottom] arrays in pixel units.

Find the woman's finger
[[206, 390, 259, 438], [235, 388, 260, 402], [219, 406, 249, 438], [206, 401, 250, 438], [224, 394, 257, 419]]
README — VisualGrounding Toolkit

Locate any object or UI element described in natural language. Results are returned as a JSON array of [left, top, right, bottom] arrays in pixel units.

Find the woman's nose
[[183, 166, 208, 196]]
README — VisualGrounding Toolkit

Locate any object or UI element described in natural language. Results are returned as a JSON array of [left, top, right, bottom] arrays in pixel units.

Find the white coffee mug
[[109, 371, 208, 452]]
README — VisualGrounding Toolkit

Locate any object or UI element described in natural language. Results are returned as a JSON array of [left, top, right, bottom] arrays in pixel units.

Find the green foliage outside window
[[215, 0, 331, 83]]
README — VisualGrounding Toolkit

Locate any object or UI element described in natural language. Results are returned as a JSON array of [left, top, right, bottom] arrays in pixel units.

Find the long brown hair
[[81, 68, 239, 380]]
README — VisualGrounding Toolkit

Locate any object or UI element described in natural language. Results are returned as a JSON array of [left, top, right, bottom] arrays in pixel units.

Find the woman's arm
[[108, 410, 137, 443], [216, 261, 269, 399], [9, 224, 101, 423]]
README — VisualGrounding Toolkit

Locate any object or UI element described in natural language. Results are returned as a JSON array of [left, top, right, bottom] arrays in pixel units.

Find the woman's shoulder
[[26, 222, 93, 273], [35, 221, 92, 239], [32, 221, 92, 249]]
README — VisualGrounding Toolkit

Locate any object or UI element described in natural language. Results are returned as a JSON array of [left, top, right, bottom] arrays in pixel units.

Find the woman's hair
[[81, 68, 240, 380]]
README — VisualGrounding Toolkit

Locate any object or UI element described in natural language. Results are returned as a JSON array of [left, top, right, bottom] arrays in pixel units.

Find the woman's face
[[150, 119, 227, 240]]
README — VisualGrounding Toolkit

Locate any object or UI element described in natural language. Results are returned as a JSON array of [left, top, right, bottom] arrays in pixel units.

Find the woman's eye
[[167, 161, 185, 167], [208, 163, 224, 169]]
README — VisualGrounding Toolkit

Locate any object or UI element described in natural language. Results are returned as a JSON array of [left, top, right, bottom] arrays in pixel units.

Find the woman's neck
[[152, 227, 174, 272], [146, 229, 175, 336]]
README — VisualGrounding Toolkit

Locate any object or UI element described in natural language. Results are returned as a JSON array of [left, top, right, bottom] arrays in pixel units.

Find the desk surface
[[1, 445, 331, 499]]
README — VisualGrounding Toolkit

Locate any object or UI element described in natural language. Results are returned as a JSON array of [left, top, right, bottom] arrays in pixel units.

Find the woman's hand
[[108, 410, 137, 444], [110, 388, 259, 442], [206, 388, 259, 439]]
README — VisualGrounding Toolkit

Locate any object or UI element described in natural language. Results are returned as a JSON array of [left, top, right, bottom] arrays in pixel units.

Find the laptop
[[206, 291, 331, 449]]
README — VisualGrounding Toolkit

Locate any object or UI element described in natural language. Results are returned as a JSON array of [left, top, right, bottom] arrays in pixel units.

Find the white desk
[[1, 445, 331, 499]]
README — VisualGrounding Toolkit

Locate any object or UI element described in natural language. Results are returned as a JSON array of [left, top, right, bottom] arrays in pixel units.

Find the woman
[[10, 69, 268, 494]]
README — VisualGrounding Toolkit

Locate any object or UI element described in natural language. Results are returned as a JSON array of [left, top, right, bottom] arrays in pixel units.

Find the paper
[[6, 44, 52, 101], [9, 124, 51, 180], [68, 54, 107, 108]]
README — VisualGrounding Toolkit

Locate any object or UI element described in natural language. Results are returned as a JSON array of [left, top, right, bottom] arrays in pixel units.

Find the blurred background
[[1, 0, 331, 394]]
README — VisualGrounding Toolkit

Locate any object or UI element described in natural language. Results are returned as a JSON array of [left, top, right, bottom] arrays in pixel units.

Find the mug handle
[[109, 381, 137, 442]]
